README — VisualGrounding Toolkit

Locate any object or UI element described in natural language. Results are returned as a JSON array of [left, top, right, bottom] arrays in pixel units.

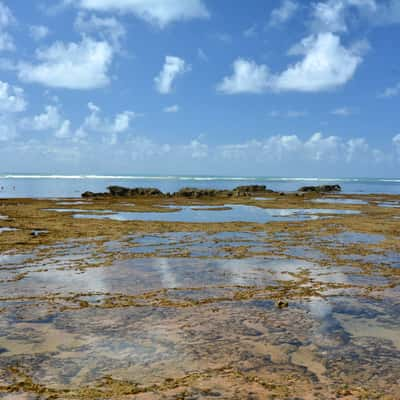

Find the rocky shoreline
[[82, 184, 342, 198]]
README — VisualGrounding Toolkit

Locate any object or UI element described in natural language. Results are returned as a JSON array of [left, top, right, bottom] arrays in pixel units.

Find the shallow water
[[0, 227, 17, 234], [0, 254, 399, 397], [66, 204, 360, 223], [378, 201, 400, 208], [324, 231, 385, 245], [0, 216, 399, 397], [311, 197, 368, 205]]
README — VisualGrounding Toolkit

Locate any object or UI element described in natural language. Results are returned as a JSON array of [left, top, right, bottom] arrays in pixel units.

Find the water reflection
[[65, 204, 361, 223]]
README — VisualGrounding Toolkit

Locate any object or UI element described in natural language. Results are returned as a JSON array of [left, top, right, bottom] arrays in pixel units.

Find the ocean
[[0, 175, 399, 198]]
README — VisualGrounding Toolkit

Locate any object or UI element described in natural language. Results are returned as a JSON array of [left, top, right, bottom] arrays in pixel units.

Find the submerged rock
[[298, 184, 341, 193]]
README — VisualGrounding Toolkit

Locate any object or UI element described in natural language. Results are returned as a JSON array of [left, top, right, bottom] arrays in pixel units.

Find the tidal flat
[[0, 191, 399, 399]]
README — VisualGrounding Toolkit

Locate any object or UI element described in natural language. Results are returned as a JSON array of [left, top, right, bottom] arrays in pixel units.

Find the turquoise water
[[0, 174, 399, 197]]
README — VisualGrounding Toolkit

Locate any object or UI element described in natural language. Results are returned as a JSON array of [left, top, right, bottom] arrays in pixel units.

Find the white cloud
[[345, 137, 368, 162], [55, 119, 72, 138], [22, 105, 61, 131], [0, 80, 26, 112], [310, 0, 400, 31], [75, 102, 137, 144], [0, 1, 15, 51], [218, 33, 365, 94], [331, 106, 352, 116], [183, 139, 208, 159], [163, 104, 179, 113], [379, 82, 400, 98], [20, 104, 74, 139], [154, 56, 189, 94], [359, 0, 400, 26], [311, 0, 377, 33], [218, 132, 384, 164], [269, 0, 299, 27], [29, 25, 50, 41], [217, 58, 270, 94], [72, 0, 209, 27], [274, 33, 365, 92], [74, 12, 125, 50], [18, 37, 113, 90]]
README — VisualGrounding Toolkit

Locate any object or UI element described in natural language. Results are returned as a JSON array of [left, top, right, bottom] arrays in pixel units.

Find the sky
[[0, 0, 400, 177]]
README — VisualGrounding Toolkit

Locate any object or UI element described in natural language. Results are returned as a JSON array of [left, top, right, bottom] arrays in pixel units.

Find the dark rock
[[81, 184, 275, 198], [107, 186, 163, 197], [175, 187, 232, 198], [232, 185, 274, 197], [276, 300, 289, 308], [298, 184, 341, 193], [81, 191, 106, 198]]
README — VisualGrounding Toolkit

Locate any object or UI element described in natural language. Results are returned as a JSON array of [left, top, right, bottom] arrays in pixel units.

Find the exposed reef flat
[[0, 189, 399, 399]]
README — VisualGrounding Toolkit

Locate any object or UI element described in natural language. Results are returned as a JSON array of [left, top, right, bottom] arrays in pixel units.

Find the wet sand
[[0, 192, 399, 399]]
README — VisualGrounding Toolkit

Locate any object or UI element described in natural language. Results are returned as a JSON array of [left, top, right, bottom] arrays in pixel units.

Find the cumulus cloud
[[55, 119, 72, 139], [0, 80, 26, 113], [218, 132, 384, 164], [21, 105, 61, 131], [18, 37, 113, 90], [74, 12, 125, 50], [274, 33, 365, 92], [311, 0, 377, 33], [269, 0, 299, 27], [74, 102, 137, 144], [29, 25, 50, 41], [218, 33, 365, 94], [163, 104, 179, 113], [19, 104, 74, 140], [217, 58, 270, 94], [310, 0, 400, 31], [0, 1, 15, 51], [71, 0, 209, 27], [154, 56, 189, 94]]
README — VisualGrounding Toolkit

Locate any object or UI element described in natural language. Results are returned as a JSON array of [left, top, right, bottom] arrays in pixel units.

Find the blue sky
[[0, 0, 399, 177]]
